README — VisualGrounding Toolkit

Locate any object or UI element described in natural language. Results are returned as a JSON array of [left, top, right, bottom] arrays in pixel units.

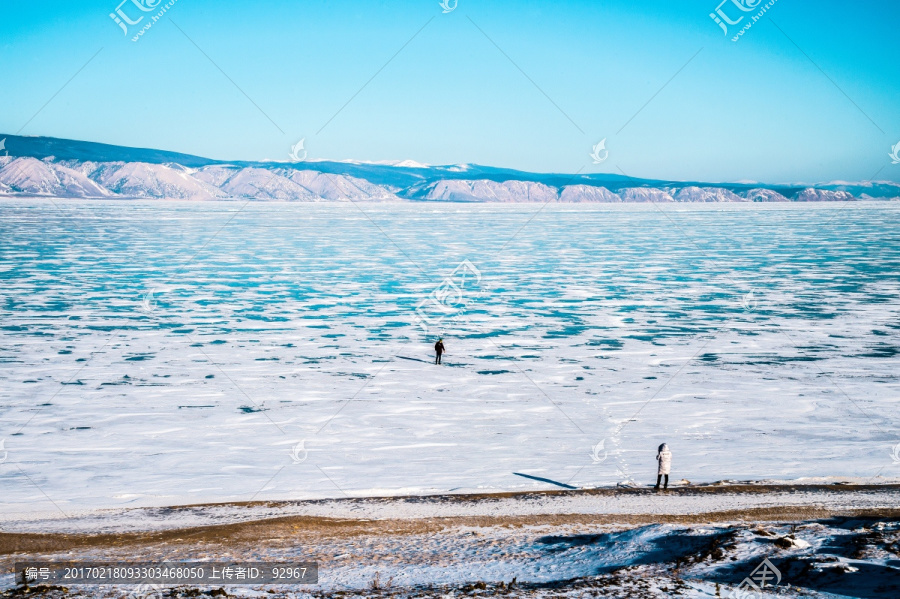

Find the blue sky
[[1, 0, 898, 183]]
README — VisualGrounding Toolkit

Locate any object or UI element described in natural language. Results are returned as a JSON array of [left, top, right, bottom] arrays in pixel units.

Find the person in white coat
[[655, 443, 671, 490]]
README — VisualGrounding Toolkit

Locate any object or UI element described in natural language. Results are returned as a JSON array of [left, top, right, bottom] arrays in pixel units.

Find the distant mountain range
[[0, 134, 897, 203]]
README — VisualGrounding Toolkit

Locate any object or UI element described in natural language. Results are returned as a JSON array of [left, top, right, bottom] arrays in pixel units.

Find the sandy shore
[[0, 484, 900, 555], [4, 482, 899, 535], [3, 485, 899, 597]]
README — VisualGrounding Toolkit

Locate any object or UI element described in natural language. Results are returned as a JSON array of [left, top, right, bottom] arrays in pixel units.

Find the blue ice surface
[[1, 200, 899, 511]]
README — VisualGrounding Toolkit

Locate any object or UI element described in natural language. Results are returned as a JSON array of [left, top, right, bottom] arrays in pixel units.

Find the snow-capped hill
[[0, 158, 57, 194], [858, 191, 899, 200], [620, 187, 676, 203], [191, 165, 236, 188], [97, 162, 223, 200], [559, 185, 622, 202], [189, 167, 398, 201], [675, 186, 744, 202], [0, 134, 896, 202], [285, 170, 398, 201], [205, 167, 316, 201], [795, 188, 856, 202], [0, 157, 109, 197], [818, 180, 900, 201], [393, 159, 429, 169], [744, 188, 789, 202], [422, 179, 558, 202], [52, 162, 112, 197]]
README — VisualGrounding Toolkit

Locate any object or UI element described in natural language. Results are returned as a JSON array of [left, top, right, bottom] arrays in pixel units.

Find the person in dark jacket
[[655, 443, 671, 490], [434, 338, 445, 364]]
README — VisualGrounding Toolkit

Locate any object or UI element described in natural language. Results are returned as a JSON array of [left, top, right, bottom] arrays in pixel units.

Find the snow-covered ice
[[1, 199, 899, 517]]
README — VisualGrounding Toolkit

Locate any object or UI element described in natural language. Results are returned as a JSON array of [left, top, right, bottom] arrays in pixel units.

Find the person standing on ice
[[434, 337, 445, 365], [655, 443, 671, 491]]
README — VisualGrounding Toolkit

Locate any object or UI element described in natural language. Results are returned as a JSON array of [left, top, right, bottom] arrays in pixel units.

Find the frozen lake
[[1, 199, 899, 515]]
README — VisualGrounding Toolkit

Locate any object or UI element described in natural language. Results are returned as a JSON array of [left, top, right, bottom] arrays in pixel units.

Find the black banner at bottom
[[15, 562, 318, 585]]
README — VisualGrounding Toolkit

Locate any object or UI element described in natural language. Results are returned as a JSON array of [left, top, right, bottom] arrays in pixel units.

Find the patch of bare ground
[[4, 505, 900, 557]]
